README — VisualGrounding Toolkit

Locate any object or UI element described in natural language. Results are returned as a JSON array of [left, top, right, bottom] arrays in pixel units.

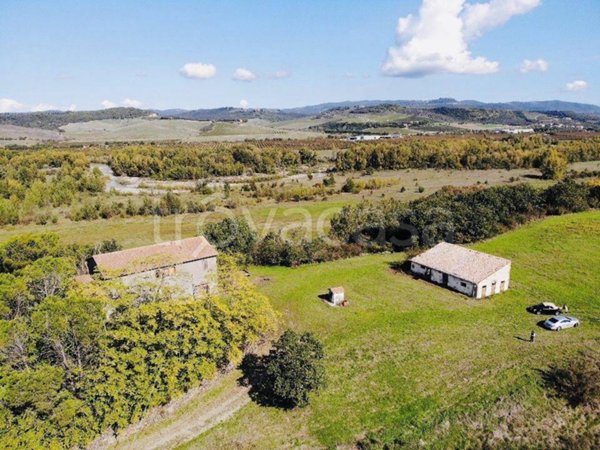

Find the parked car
[[527, 302, 562, 315], [542, 316, 580, 331]]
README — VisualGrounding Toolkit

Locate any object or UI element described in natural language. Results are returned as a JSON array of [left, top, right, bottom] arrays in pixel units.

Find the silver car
[[542, 315, 580, 331]]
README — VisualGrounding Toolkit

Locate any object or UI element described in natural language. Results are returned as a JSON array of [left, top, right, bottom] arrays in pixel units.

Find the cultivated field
[[0, 118, 325, 145], [103, 211, 600, 449]]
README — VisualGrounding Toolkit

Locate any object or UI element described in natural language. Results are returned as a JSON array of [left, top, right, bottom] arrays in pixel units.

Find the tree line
[[334, 135, 600, 177], [109, 144, 319, 179], [203, 179, 600, 267], [330, 180, 600, 249]]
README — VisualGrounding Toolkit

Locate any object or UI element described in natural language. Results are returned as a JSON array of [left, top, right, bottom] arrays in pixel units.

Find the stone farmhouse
[[88, 236, 218, 296]]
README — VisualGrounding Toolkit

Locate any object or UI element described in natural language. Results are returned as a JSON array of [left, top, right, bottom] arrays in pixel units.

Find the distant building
[[88, 236, 218, 296], [328, 286, 345, 305], [501, 128, 535, 134], [409, 242, 511, 299]]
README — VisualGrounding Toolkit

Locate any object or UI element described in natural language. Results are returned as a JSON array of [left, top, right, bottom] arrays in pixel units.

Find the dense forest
[[0, 235, 278, 448], [335, 135, 600, 172], [103, 135, 600, 179], [109, 144, 319, 179], [0, 107, 151, 130]]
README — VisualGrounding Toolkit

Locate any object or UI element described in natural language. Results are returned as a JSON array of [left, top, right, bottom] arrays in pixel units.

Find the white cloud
[[101, 99, 143, 109], [31, 103, 57, 112], [101, 100, 117, 109], [566, 80, 588, 92], [520, 58, 549, 73], [0, 98, 27, 113], [233, 67, 257, 82], [382, 0, 541, 77], [122, 98, 143, 108], [272, 70, 291, 79], [180, 62, 217, 79], [462, 0, 541, 39], [1, 99, 77, 113], [240, 99, 249, 109]]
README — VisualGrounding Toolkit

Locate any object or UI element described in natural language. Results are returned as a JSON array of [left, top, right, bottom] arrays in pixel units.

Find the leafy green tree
[[31, 294, 105, 372], [253, 233, 288, 266], [0, 233, 62, 273], [203, 217, 257, 257], [539, 148, 568, 180], [544, 180, 590, 214], [19, 256, 76, 303], [0, 273, 30, 318], [252, 330, 325, 408]]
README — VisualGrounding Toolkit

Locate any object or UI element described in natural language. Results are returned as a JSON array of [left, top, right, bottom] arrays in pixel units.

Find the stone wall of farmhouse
[[119, 256, 218, 296], [411, 262, 427, 275], [447, 275, 476, 296], [430, 269, 444, 284]]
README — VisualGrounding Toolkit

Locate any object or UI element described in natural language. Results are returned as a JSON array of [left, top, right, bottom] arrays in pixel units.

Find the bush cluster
[[0, 150, 106, 225], [330, 180, 598, 249], [203, 217, 362, 267]]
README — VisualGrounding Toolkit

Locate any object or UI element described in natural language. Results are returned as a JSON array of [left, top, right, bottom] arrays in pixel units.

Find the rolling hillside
[[1, 98, 599, 145], [95, 211, 600, 449]]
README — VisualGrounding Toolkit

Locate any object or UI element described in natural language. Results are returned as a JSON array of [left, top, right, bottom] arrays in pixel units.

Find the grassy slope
[[180, 211, 600, 449]]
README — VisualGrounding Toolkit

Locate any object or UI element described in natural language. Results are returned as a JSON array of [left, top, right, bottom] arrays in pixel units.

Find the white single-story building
[[409, 242, 511, 299], [88, 236, 218, 296]]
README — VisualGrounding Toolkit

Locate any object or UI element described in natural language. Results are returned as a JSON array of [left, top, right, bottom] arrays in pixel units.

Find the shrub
[[323, 173, 335, 187], [544, 351, 600, 407], [539, 148, 568, 180], [242, 330, 325, 408], [544, 180, 590, 215], [342, 178, 361, 194]]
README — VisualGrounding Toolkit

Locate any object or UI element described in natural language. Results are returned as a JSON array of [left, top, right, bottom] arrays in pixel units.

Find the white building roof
[[410, 242, 510, 284]]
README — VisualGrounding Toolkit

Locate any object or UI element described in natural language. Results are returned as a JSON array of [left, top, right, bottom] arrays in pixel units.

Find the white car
[[542, 315, 580, 331]]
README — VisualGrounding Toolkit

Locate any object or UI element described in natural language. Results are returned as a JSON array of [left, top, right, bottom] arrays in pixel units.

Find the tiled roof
[[92, 236, 217, 278], [410, 242, 510, 284], [330, 286, 344, 294]]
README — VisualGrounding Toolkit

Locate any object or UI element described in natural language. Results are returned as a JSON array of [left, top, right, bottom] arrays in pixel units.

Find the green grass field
[[178, 211, 600, 449]]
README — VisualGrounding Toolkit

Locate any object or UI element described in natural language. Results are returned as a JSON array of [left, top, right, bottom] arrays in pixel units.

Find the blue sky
[[1, 0, 599, 111]]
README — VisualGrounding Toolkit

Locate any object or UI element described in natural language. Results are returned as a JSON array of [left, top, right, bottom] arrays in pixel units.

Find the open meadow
[[168, 211, 600, 449]]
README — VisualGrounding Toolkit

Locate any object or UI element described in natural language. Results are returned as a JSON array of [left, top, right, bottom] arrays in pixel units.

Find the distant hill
[[286, 98, 600, 116], [0, 107, 153, 129], [1, 98, 599, 132], [159, 107, 302, 122]]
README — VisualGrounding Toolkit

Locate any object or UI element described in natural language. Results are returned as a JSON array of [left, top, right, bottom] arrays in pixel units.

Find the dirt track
[[89, 371, 249, 450]]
